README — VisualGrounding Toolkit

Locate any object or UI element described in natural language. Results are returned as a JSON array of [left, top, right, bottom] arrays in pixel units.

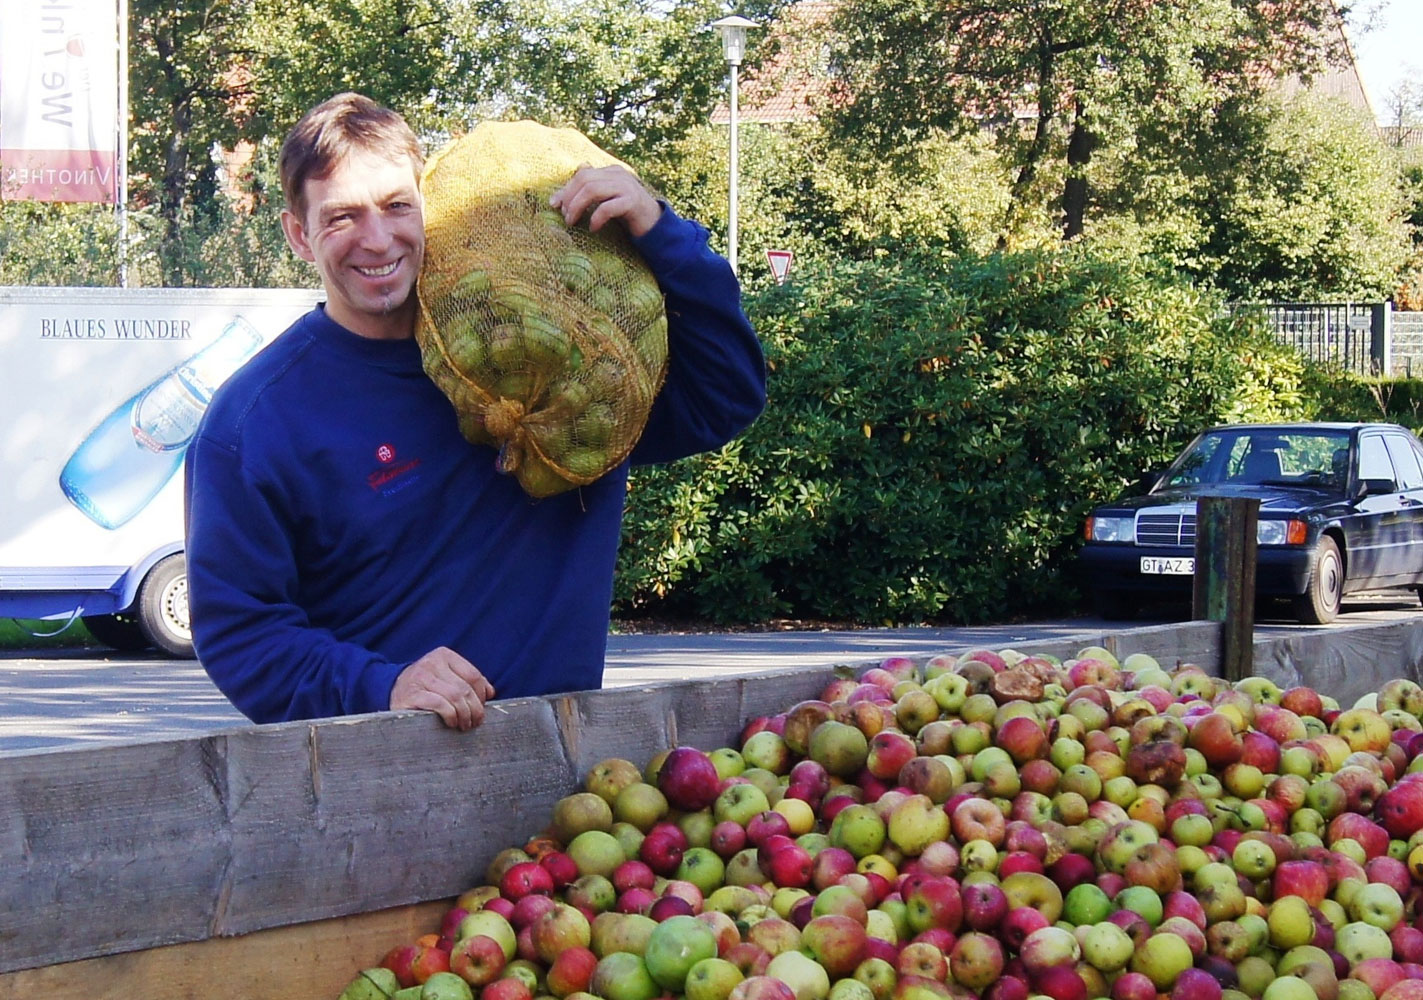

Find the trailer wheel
[[137, 554, 194, 658], [80, 613, 151, 652]]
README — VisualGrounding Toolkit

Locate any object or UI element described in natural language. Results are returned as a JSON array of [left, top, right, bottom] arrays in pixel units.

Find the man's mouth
[[356, 261, 400, 278]]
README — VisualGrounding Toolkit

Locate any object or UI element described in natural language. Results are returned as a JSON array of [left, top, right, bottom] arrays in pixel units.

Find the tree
[[1101, 92, 1410, 301], [128, 0, 459, 285], [129, 0, 257, 282], [441, 0, 788, 163], [823, 0, 1346, 241]]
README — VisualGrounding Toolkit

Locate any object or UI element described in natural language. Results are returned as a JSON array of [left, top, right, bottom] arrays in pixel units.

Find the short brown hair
[[279, 92, 424, 220]]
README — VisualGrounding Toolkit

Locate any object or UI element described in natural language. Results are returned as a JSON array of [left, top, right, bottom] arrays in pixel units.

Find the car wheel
[[1293, 537, 1343, 625], [80, 613, 152, 652], [1092, 590, 1138, 621], [136, 554, 195, 658]]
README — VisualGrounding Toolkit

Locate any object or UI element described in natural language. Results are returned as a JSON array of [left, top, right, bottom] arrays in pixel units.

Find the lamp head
[[709, 14, 759, 65]]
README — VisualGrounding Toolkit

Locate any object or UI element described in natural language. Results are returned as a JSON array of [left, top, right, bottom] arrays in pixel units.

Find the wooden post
[[1193, 495, 1259, 683]]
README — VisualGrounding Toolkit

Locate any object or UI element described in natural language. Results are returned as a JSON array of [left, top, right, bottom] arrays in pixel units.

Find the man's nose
[[355, 212, 397, 250]]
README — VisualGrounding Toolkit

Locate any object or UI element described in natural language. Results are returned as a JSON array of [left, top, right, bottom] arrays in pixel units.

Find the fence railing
[[1232, 301, 1391, 376]]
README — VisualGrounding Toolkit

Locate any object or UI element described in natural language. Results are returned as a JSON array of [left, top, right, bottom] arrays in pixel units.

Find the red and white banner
[[1, 1, 120, 203]]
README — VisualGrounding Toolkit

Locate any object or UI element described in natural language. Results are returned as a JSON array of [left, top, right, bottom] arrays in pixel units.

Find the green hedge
[[614, 246, 1332, 625]]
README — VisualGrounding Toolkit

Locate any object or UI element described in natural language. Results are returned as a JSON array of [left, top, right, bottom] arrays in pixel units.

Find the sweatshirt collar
[[305, 304, 425, 372]]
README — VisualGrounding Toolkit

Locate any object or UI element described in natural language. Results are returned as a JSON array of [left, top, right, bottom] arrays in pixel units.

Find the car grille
[[1136, 512, 1196, 547]]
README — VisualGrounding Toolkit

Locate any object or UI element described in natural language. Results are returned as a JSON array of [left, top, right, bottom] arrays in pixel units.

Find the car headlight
[[1257, 519, 1308, 546], [1087, 516, 1135, 543]]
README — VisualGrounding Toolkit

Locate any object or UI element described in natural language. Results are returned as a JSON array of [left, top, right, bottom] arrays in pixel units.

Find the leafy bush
[[616, 245, 1319, 625]]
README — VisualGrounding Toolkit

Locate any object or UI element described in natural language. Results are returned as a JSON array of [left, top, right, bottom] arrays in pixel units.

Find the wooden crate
[[5, 617, 1415, 1000]]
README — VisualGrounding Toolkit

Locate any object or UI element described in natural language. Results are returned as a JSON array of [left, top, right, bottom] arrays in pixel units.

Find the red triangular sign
[[766, 249, 794, 284]]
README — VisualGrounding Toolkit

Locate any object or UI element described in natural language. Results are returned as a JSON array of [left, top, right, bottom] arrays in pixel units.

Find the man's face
[[281, 148, 424, 340]]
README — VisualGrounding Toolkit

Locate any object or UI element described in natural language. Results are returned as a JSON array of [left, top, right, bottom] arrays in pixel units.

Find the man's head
[[279, 92, 423, 222], [278, 93, 426, 340]]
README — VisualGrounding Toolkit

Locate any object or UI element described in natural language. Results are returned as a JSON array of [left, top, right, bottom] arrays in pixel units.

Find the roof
[[709, 1, 836, 125]]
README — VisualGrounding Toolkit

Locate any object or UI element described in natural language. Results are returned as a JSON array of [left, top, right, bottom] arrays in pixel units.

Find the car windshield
[[1160, 429, 1351, 489]]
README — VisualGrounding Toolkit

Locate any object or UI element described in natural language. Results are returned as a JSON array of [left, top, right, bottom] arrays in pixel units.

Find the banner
[[0, 0, 119, 203]]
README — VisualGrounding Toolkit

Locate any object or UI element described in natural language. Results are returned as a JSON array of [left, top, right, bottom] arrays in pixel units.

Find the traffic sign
[[766, 249, 794, 284]]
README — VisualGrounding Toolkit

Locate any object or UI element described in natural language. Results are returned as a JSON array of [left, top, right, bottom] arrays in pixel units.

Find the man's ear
[[280, 208, 316, 263]]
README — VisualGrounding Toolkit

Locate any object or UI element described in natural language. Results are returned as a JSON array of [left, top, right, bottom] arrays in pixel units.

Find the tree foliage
[[615, 246, 1317, 623], [823, 0, 1346, 240]]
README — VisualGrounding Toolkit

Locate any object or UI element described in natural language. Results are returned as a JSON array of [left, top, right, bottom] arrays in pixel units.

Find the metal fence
[[1233, 301, 1391, 376]]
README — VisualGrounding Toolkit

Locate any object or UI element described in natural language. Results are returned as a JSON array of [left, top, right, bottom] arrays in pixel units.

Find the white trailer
[[0, 286, 322, 655]]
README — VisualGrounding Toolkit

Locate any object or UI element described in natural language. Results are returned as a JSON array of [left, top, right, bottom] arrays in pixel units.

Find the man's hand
[[390, 647, 495, 731], [550, 165, 662, 239]]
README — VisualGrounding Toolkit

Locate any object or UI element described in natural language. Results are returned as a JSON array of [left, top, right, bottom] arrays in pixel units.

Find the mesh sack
[[416, 121, 669, 498]]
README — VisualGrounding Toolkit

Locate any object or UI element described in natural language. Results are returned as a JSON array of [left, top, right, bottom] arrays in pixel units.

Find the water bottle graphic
[[59, 316, 263, 529]]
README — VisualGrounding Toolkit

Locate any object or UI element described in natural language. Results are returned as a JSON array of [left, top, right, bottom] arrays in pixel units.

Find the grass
[[0, 618, 98, 650]]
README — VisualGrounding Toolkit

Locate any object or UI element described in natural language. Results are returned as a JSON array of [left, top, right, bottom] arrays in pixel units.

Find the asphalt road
[[3, 595, 1420, 753]]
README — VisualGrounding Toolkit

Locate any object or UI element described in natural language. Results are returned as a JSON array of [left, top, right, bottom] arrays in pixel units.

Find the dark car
[[1078, 422, 1423, 624]]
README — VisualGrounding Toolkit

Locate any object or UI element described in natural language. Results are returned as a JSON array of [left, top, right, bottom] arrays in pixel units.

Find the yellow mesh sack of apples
[[416, 121, 668, 498]]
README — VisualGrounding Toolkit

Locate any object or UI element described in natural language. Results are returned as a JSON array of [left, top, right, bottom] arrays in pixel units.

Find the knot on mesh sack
[[485, 397, 530, 476], [484, 397, 528, 441]]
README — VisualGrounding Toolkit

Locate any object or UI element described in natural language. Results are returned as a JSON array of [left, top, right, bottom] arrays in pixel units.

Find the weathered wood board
[[0, 900, 446, 1000], [0, 618, 1410, 999]]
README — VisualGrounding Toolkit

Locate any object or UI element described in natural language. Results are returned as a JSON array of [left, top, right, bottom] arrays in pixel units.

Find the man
[[184, 93, 765, 731]]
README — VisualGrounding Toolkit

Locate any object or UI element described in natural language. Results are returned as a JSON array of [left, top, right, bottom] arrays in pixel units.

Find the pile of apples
[[338, 646, 1423, 1000]]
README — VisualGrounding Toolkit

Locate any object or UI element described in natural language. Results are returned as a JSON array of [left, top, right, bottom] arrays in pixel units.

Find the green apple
[[1080, 921, 1133, 972], [1350, 882, 1404, 930], [1262, 977, 1318, 1000], [1267, 896, 1315, 950], [827, 979, 875, 1000], [457, 911, 518, 960], [766, 950, 831, 1000], [1115, 885, 1164, 927], [1236, 955, 1276, 998], [865, 908, 898, 944], [684, 957, 744, 1000], [1130, 931, 1194, 990], [1051, 737, 1086, 771], [1063, 884, 1113, 926], [643, 915, 719, 993], [713, 783, 769, 828], [1171, 814, 1214, 847], [591, 951, 660, 1000], [830, 804, 888, 859], [1336, 920, 1394, 965], [340, 968, 402, 1000], [1232, 839, 1277, 879], [421, 973, 474, 1000]]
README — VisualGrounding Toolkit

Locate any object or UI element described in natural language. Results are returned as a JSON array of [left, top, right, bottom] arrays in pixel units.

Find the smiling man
[[183, 93, 765, 731]]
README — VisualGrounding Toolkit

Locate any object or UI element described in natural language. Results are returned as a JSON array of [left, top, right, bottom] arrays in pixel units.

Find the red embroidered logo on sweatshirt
[[367, 443, 421, 493]]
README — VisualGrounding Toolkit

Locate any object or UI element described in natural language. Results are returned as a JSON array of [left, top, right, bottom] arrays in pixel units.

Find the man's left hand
[[550, 165, 662, 239]]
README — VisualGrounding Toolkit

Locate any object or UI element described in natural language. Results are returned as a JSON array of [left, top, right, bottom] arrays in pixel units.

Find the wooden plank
[[219, 702, 575, 937], [1105, 621, 1223, 673], [0, 900, 448, 1000], [1193, 496, 1258, 682], [1253, 621, 1423, 705], [0, 736, 229, 968]]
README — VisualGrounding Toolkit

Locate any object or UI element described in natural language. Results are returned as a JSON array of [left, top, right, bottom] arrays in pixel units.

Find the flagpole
[[116, 0, 129, 287]]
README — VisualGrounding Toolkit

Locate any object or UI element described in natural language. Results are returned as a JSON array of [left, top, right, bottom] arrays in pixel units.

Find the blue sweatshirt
[[184, 208, 765, 724]]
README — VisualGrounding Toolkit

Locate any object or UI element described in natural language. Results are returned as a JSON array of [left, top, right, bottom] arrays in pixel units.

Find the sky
[[1346, 0, 1422, 122]]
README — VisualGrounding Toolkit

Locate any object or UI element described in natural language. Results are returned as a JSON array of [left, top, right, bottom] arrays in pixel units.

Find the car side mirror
[[1356, 477, 1398, 498], [1136, 470, 1164, 494]]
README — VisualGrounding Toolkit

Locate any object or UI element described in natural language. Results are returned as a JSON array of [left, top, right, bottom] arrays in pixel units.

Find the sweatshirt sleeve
[[628, 206, 767, 465], [184, 433, 405, 724]]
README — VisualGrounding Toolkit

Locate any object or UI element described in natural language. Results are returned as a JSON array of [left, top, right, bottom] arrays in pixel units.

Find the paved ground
[[2, 595, 1420, 753]]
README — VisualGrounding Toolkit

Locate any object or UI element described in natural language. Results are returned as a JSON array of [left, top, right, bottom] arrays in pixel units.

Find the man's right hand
[[390, 647, 496, 731]]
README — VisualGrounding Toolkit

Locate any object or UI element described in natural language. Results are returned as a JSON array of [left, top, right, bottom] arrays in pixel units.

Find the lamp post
[[710, 15, 759, 276]]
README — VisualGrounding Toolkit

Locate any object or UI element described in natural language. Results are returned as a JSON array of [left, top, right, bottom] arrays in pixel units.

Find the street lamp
[[710, 14, 759, 276]]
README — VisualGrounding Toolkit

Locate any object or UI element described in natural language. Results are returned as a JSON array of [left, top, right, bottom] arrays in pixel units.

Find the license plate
[[1141, 557, 1194, 575]]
